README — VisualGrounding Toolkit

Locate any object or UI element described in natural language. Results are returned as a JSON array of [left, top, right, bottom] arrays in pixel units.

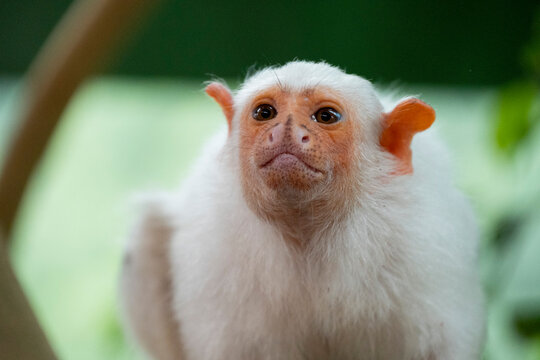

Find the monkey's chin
[[259, 153, 325, 194]]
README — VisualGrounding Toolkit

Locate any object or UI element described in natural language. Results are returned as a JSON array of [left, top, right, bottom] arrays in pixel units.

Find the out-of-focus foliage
[[487, 7, 540, 359], [495, 81, 538, 154], [0, 0, 539, 85], [495, 5, 540, 157]]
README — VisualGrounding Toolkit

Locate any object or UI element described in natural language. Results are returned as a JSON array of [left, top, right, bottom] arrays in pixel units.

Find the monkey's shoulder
[[123, 192, 180, 260]]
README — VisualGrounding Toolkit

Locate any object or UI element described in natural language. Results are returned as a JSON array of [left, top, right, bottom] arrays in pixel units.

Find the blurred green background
[[1, 0, 540, 359]]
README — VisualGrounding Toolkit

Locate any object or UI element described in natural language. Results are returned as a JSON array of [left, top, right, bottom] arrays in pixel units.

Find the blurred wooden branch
[[0, 0, 160, 357], [0, 0, 159, 241], [0, 235, 57, 359]]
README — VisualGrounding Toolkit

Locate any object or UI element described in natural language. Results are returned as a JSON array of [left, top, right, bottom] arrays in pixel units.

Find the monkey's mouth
[[260, 152, 323, 175]]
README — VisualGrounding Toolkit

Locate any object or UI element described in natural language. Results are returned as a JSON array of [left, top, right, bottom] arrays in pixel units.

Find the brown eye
[[312, 107, 341, 124], [252, 104, 277, 121]]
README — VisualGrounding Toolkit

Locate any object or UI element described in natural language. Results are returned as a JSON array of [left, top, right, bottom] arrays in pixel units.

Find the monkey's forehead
[[235, 61, 377, 106]]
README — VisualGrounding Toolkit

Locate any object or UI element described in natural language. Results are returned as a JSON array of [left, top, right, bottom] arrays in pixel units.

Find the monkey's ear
[[205, 82, 234, 132], [380, 98, 435, 175]]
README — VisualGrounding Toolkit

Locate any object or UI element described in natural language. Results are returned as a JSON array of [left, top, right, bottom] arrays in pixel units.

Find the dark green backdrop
[[1, 0, 538, 85]]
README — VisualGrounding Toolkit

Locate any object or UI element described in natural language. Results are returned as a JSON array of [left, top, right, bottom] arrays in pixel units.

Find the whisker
[[272, 69, 284, 91]]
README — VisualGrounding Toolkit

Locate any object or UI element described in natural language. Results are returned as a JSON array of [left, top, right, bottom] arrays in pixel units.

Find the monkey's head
[[206, 62, 434, 235]]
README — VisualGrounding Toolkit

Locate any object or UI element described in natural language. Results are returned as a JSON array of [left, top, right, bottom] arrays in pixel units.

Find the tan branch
[[0, 0, 161, 358], [0, 0, 160, 241]]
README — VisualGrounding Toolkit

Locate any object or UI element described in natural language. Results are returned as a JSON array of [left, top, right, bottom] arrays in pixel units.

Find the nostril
[[301, 135, 309, 143], [269, 133, 274, 142]]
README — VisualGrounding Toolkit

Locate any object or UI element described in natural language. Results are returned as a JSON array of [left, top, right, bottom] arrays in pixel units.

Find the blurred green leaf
[[514, 302, 540, 339], [495, 81, 539, 155], [533, 336, 540, 359], [491, 214, 523, 251]]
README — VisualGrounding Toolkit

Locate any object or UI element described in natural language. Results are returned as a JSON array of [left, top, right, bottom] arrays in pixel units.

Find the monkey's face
[[238, 86, 360, 208]]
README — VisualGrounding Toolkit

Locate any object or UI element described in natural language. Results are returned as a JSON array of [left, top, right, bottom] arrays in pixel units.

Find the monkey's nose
[[268, 124, 284, 144], [295, 126, 310, 145], [267, 123, 311, 147]]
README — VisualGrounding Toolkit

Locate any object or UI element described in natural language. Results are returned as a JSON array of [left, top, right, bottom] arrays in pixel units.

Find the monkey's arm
[[120, 198, 183, 360]]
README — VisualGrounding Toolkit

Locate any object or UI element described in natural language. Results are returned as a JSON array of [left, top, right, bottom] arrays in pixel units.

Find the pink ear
[[380, 98, 435, 175], [205, 82, 234, 133]]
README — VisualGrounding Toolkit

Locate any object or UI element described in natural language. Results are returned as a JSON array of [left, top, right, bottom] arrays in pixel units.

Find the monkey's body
[[121, 62, 485, 360]]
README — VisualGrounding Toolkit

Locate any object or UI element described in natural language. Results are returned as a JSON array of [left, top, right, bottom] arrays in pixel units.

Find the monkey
[[120, 61, 485, 360]]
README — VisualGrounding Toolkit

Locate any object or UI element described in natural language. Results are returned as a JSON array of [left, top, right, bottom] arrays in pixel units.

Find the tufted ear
[[205, 82, 234, 133], [380, 98, 435, 175]]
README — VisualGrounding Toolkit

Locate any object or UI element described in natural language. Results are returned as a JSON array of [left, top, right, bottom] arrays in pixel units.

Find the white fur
[[123, 61, 485, 360]]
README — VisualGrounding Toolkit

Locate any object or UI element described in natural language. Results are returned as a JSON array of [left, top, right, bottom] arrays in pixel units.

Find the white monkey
[[120, 61, 485, 360]]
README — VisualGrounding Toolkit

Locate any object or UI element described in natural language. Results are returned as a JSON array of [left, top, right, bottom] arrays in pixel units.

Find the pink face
[[238, 86, 361, 212], [206, 79, 435, 229]]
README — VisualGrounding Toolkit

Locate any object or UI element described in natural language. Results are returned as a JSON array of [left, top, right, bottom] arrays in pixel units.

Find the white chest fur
[[163, 130, 484, 360]]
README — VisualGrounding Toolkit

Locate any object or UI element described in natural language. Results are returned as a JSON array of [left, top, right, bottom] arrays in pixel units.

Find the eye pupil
[[253, 104, 277, 121]]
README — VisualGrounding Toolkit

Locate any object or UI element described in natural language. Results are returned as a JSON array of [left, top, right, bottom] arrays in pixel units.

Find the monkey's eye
[[312, 107, 342, 124], [252, 104, 277, 121]]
